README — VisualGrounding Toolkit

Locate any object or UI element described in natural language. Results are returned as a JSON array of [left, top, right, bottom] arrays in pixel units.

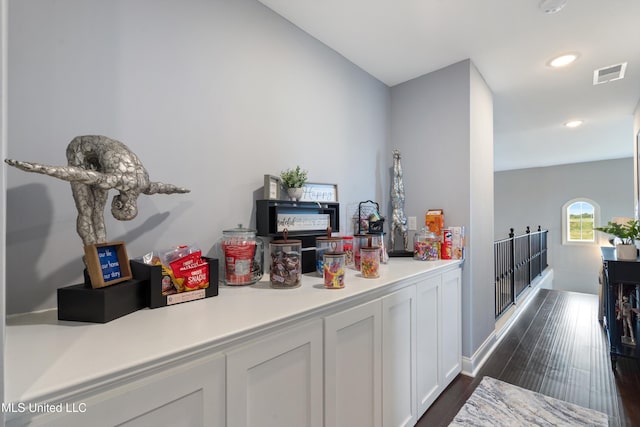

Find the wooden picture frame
[[84, 241, 133, 288], [264, 174, 282, 200], [300, 183, 338, 202]]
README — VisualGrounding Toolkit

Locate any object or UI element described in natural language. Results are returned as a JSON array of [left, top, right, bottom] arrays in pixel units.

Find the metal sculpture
[[5, 135, 190, 246], [389, 149, 409, 252]]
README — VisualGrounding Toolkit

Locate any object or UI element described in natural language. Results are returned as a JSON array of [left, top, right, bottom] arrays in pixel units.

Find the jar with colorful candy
[[323, 251, 346, 289], [342, 236, 354, 267], [315, 228, 344, 276], [360, 246, 380, 278], [353, 234, 372, 270], [414, 228, 440, 261]]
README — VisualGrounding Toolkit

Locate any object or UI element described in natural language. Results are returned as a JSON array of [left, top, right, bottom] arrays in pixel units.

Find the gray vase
[[287, 187, 303, 201]]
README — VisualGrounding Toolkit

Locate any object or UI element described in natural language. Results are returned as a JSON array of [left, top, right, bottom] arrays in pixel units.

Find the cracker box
[[450, 226, 465, 260], [441, 228, 453, 260], [425, 209, 444, 236]]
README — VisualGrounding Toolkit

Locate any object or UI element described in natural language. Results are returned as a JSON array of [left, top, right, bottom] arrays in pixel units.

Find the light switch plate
[[408, 216, 417, 231]]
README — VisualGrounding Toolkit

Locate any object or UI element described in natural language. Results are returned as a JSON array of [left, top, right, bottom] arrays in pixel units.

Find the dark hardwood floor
[[417, 289, 640, 426]]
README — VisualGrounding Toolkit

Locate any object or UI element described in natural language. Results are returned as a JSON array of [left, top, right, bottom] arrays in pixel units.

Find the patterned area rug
[[449, 376, 608, 427]]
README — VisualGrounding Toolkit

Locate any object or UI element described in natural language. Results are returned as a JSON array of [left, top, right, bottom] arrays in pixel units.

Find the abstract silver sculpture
[[389, 149, 409, 252], [5, 135, 190, 246]]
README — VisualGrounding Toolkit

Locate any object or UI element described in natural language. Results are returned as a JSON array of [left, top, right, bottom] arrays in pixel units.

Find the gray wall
[[6, 0, 390, 314], [390, 60, 495, 361], [494, 158, 634, 295]]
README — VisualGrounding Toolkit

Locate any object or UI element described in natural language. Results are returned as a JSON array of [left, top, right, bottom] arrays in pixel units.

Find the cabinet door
[[226, 319, 323, 427], [325, 299, 382, 427], [416, 275, 441, 416], [382, 286, 417, 427], [441, 268, 462, 384], [19, 353, 226, 427]]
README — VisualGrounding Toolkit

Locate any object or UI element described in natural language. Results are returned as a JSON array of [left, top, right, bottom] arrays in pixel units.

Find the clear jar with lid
[[414, 228, 440, 261], [353, 234, 373, 270], [316, 235, 344, 276], [270, 232, 302, 289], [368, 232, 389, 264], [360, 246, 380, 278], [221, 224, 264, 285], [342, 236, 354, 267], [323, 251, 346, 289]]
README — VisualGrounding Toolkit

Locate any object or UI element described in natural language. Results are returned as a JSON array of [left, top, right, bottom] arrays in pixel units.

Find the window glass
[[562, 198, 600, 245], [567, 201, 595, 242]]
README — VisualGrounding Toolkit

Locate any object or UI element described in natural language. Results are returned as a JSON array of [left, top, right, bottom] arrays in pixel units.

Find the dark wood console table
[[601, 247, 640, 369]]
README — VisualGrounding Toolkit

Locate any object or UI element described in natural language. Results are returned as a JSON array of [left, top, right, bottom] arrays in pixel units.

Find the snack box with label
[[425, 209, 444, 236]]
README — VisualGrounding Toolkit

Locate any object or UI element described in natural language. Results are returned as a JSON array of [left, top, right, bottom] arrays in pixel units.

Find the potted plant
[[595, 219, 640, 260], [280, 166, 308, 201]]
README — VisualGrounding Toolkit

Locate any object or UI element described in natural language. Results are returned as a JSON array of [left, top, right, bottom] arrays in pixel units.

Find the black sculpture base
[[57, 277, 148, 323], [388, 250, 414, 258]]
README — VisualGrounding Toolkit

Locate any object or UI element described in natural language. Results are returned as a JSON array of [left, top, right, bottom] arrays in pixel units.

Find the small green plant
[[595, 220, 640, 245], [280, 166, 308, 189]]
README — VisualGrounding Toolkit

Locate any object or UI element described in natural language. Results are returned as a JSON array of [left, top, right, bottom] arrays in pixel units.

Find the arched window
[[562, 198, 599, 245]]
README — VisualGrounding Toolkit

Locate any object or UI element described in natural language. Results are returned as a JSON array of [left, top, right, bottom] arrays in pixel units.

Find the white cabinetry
[[6, 260, 461, 427], [324, 300, 382, 427], [382, 286, 417, 427], [11, 353, 226, 427], [416, 275, 442, 414], [226, 319, 323, 427], [441, 268, 462, 384], [415, 268, 462, 418]]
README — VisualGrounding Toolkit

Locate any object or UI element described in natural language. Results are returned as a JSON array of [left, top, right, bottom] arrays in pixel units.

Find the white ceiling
[[257, 0, 640, 171]]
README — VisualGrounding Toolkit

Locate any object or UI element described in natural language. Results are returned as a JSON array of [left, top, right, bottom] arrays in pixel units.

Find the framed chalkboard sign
[[84, 241, 133, 288]]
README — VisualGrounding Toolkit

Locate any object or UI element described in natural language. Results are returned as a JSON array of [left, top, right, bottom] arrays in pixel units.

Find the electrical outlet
[[408, 216, 417, 231]]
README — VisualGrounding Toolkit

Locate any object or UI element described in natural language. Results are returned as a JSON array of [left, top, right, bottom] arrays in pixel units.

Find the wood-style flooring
[[417, 288, 640, 427]]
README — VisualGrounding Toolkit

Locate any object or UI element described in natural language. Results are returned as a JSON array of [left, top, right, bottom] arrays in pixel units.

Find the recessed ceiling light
[[564, 120, 583, 128], [548, 53, 579, 68]]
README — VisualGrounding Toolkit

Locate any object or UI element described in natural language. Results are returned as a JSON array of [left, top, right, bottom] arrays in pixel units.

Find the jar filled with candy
[[270, 230, 302, 289], [353, 234, 373, 270], [414, 228, 440, 261], [360, 246, 381, 278], [221, 224, 264, 285], [323, 251, 346, 289], [342, 236, 354, 267], [315, 228, 344, 276]]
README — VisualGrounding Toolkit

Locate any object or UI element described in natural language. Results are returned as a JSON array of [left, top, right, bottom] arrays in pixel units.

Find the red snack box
[[441, 228, 453, 260]]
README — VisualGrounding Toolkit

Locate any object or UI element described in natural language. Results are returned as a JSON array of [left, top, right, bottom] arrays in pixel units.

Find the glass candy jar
[[221, 224, 264, 285], [316, 233, 344, 276], [368, 232, 389, 264], [360, 246, 381, 278], [414, 228, 440, 261], [323, 251, 346, 289], [270, 231, 302, 289], [342, 236, 354, 267], [353, 234, 373, 270]]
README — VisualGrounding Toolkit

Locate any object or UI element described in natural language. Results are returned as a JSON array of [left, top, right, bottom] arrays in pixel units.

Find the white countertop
[[5, 258, 460, 404]]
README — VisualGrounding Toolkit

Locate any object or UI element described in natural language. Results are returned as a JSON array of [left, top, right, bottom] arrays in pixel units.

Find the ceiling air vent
[[593, 62, 627, 85]]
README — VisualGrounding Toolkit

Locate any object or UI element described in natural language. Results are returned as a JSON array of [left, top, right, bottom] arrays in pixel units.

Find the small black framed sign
[[84, 241, 133, 288]]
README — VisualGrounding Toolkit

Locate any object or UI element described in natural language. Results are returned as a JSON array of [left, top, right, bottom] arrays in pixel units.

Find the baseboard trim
[[461, 268, 554, 377], [461, 330, 496, 377]]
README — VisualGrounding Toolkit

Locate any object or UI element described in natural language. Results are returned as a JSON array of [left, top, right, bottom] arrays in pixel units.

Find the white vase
[[616, 244, 637, 261], [287, 187, 303, 201]]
